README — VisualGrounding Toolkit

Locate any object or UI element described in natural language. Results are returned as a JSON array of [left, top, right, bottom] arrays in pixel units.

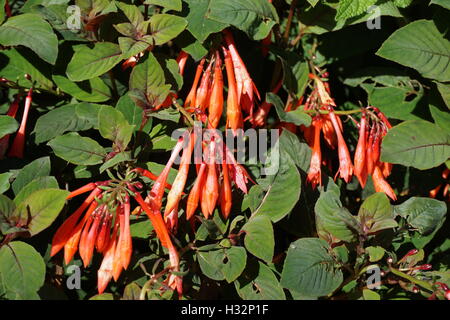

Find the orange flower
[[223, 46, 243, 132], [8, 88, 33, 158], [208, 51, 224, 129], [307, 118, 323, 189], [354, 112, 368, 188], [373, 165, 397, 201], [223, 29, 260, 119], [328, 109, 353, 183], [184, 58, 205, 112], [201, 139, 219, 218]]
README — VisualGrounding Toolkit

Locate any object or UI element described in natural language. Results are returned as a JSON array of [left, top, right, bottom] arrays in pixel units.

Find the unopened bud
[[404, 249, 419, 258], [412, 286, 420, 294], [445, 290, 450, 300], [387, 257, 393, 264], [24, 74, 32, 81], [415, 264, 432, 271]]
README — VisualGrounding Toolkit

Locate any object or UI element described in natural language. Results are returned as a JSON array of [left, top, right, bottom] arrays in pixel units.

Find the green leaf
[[307, 0, 319, 7], [98, 105, 135, 150], [280, 238, 343, 298], [394, 197, 447, 236], [99, 152, 131, 173], [197, 246, 247, 282], [130, 216, 153, 239], [129, 52, 171, 108], [394, 0, 414, 8], [12, 157, 51, 195], [33, 103, 98, 144], [278, 129, 311, 172], [0, 241, 45, 299], [13, 188, 69, 236], [366, 246, 385, 262], [430, 105, 450, 135], [0, 194, 15, 233], [184, 0, 229, 43], [0, 172, 13, 194], [89, 293, 114, 300], [144, 14, 187, 46], [0, 0, 5, 24], [52, 75, 111, 103], [242, 215, 274, 263], [66, 43, 123, 81], [267, 93, 312, 127], [144, 0, 182, 11], [335, 0, 377, 21], [116, 2, 144, 27], [207, 0, 279, 40], [0, 13, 58, 64], [281, 57, 309, 99], [376, 20, 450, 82], [235, 260, 286, 300], [118, 37, 151, 59], [48, 132, 107, 165], [430, 0, 450, 10], [315, 187, 360, 242], [252, 151, 301, 222], [13, 176, 59, 205], [380, 120, 450, 170], [363, 289, 380, 300], [123, 282, 141, 300], [0, 115, 18, 139], [435, 82, 450, 110], [0, 49, 53, 91], [116, 94, 144, 130], [358, 192, 397, 234]]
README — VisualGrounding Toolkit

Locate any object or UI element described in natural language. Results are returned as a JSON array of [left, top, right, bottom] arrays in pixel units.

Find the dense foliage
[[0, 0, 449, 300]]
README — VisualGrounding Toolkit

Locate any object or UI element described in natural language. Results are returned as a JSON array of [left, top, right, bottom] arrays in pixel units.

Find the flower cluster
[[183, 30, 260, 131]]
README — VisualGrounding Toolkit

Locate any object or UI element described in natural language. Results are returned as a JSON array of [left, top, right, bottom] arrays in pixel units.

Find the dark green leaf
[[66, 43, 123, 81], [376, 20, 450, 82], [242, 215, 274, 263], [280, 238, 343, 298], [0, 14, 58, 64], [381, 120, 450, 170], [12, 157, 51, 195], [47, 132, 107, 165]]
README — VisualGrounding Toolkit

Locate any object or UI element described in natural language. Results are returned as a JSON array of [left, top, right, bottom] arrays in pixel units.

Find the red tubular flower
[[165, 132, 194, 217], [8, 88, 33, 158], [208, 51, 224, 129], [186, 162, 207, 220], [321, 115, 338, 150], [372, 165, 397, 201], [354, 112, 368, 188], [4, 0, 11, 17], [328, 109, 353, 183], [64, 200, 99, 265], [51, 186, 102, 257], [176, 50, 189, 76], [220, 155, 232, 219], [97, 221, 118, 294], [184, 58, 205, 112], [201, 139, 219, 218], [223, 46, 243, 132], [223, 29, 260, 119], [307, 118, 323, 189], [132, 189, 183, 297], [195, 59, 213, 112], [147, 135, 186, 213]]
